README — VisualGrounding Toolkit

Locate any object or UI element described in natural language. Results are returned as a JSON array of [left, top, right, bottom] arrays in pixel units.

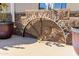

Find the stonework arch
[[15, 10, 70, 44], [23, 17, 65, 43]]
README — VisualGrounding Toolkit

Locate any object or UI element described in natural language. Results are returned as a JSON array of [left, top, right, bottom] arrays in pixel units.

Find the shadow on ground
[[0, 35, 37, 51]]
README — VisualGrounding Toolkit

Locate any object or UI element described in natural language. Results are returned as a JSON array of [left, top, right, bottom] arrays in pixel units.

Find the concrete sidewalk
[[0, 35, 77, 56]]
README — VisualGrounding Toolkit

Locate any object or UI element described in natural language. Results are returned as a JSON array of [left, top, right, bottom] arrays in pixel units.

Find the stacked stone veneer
[[14, 10, 56, 35], [14, 10, 71, 45]]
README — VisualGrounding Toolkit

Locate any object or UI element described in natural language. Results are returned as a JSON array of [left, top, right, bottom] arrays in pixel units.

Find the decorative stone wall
[[14, 10, 56, 35], [14, 10, 71, 45]]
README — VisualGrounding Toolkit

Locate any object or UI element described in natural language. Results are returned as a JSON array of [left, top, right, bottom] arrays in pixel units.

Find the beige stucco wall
[[14, 3, 79, 12], [67, 3, 79, 11], [14, 3, 39, 12], [5, 3, 38, 13], [6, 3, 79, 13]]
